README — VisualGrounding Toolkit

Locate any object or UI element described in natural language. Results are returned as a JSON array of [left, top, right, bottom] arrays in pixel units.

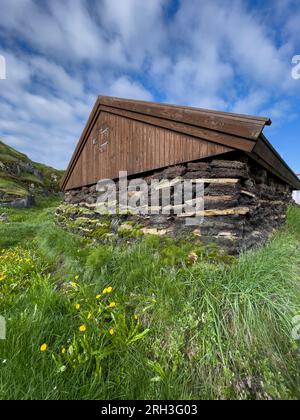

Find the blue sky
[[0, 0, 299, 173]]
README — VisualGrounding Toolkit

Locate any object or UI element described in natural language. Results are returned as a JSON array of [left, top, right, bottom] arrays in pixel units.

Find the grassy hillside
[[0, 197, 300, 400], [0, 140, 64, 201]]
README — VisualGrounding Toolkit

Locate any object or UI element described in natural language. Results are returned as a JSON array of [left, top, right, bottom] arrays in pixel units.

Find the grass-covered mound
[[0, 199, 300, 400], [0, 140, 64, 202]]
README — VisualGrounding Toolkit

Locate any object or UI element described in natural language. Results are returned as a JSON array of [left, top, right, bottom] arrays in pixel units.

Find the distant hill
[[0, 139, 64, 207]]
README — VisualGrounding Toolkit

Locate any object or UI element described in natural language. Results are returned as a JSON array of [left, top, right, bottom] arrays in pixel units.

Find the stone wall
[[60, 153, 293, 254]]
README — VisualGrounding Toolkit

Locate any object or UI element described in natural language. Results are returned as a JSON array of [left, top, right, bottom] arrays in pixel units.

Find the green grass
[[19, 172, 44, 186], [0, 178, 29, 198], [0, 139, 63, 198], [0, 199, 300, 400], [0, 140, 29, 162]]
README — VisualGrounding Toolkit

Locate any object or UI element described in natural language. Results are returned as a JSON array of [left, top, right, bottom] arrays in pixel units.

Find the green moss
[[73, 217, 98, 228], [87, 225, 111, 239], [117, 222, 143, 239]]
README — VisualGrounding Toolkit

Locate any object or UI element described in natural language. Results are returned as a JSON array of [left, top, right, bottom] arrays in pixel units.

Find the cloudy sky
[[0, 0, 299, 172]]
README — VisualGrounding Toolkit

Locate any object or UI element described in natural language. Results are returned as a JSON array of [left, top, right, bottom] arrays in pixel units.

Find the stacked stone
[[63, 154, 293, 254]]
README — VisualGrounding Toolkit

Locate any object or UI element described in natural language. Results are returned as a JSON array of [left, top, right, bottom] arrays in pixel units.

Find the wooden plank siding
[[61, 96, 300, 191], [65, 112, 232, 190]]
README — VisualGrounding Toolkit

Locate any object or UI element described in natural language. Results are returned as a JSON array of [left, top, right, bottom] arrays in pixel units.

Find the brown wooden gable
[[65, 111, 232, 190], [61, 96, 300, 191]]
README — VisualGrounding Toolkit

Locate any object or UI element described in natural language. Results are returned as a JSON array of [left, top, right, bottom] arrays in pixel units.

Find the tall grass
[[0, 199, 300, 400]]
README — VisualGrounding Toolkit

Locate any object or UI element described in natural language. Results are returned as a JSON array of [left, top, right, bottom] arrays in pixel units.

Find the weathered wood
[[211, 160, 246, 169], [241, 190, 256, 198], [99, 96, 269, 141], [153, 177, 183, 190], [61, 97, 300, 192], [211, 167, 249, 179], [193, 178, 240, 184], [65, 112, 232, 190], [187, 162, 211, 171], [206, 183, 241, 196], [177, 207, 250, 217], [184, 171, 212, 179]]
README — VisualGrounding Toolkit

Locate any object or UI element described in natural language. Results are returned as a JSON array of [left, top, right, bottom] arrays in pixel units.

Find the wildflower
[[40, 343, 48, 352], [96, 294, 101, 300], [70, 282, 78, 289], [188, 251, 198, 264], [75, 303, 81, 311], [74, 275, 79, 280], [109, 328, 115, 336], [79, 325, 86, 333], [102, 286, 112, 294], [87, 312, 92, 320], [108, 302, 116, 308], [61, 347, 66, 354]]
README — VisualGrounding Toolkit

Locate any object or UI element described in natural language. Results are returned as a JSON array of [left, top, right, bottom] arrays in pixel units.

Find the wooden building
[[59, 97, 300, 253], [61, 96, 300, 191]]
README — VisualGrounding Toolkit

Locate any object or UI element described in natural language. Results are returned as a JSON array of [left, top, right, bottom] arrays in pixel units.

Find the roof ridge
[[98, 96, 272, 125]]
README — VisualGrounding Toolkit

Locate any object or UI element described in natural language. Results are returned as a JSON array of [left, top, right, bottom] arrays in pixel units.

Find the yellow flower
[[96, 294, 101, 300], [75, 303, 81, 311], [87, 312, 92, 320], [109, 328, 115, 336], [61, 347, 66, 354], [102, 286, 112, 294], [70, 282, 78, 289], [40, 343, 48, 352], [74, 275, 79, 280], [108, 302, 116, 308], [79, 325, 86, 333]]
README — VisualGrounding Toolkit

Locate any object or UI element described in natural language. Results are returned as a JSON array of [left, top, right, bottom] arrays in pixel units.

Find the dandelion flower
[[106, 286, 113, 293], [96, 294, 101, 300], [108, 302, 116, 308], [40, 343, 48, 352], [61, 347, 66, 354], [70, 282, 78, 289], [74, 275, 79, 280], [79, 325, 86, 333], [75, 303, 81, 311], [109, 328, 115, 336]]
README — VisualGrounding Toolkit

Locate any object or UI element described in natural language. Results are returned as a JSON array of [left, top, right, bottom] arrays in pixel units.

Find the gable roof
[[61, 96, 300, 190]]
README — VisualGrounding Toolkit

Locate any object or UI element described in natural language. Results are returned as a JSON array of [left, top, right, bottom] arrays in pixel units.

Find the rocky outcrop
[[0, 213, 8, 222], [0, 196, 35, 209], [0, 159, 43, 180], [0, 139, 63, 208]]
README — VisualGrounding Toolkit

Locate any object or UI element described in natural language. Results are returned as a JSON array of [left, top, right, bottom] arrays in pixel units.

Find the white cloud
[[0, 0, 299, 169], [106, 76, 154, 101]]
